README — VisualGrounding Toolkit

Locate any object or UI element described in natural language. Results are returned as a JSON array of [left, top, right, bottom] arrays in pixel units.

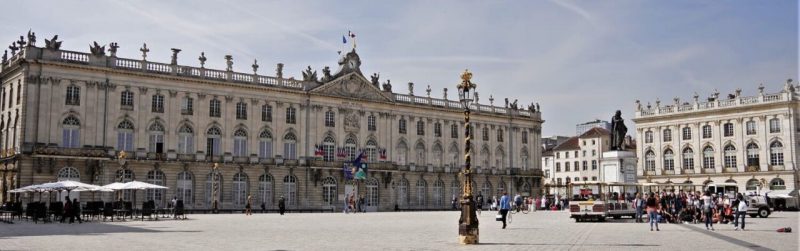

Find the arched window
[[205, 172, 223, 208], [495, 147, 505, 169], [396, 141, 408, 165], [743, 143, 759, 169], [723, 145, 737, 168], [416, 179, 427, 206], [432, 179, 444, 207], [283, 175, 297, 206], [117, 120, 134, 151], [645, 150, 656, 171], [703, 146, 715, 169], [663, 149, 674, 170], [283, 132, 297, 159], [232, 172, 248, 208], [57, 167, 80, 181], [432, 143, 443, 167], [497, 129, 504, 142], [416, 120, 425, 136], [258, 174, 273, 208], [451, 180, 461, 199], [322, 177, 337, 206], [415, 141, 426, 165], [770, 178, 786, 190], [235, 102, 247, 120], [258, 129, 273, 159], [322, 135, 335, 162], [344, 136, 357, 161], [116, 169, 134, 201], [233, 128, 248, 157], [644, 131, 653, 143], [148, 122, 165, 153], [209, 99, 221, 117], [206, 126, 222, 156], [62, 116, 80, 148], [365, 178, 379, 207], [745, 179, 760, 191], [396, 178, 409, 206], [261, 104, 273, 122], [448, 143, 459, 167], [178, 124, 194, 154], [770, 141, 784, 166], [398, 118, 407, 134], [365, 138, 378, 163], [683, 148, 694, 170], [480, 146, 490, 169], [663, 129, 672, 142], [325, 111, 335, 127], [66, 85, 80, 105], [146, 170, 166, 207], [481, 181, 492, 199], [176, 171, 193, 208]]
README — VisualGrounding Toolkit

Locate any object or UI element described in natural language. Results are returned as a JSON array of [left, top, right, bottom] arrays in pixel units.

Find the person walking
[[513, 194, 523, 212], [60, 196, 71, 223], [499, 192, 511, 229], [476, 192, 484, 215], [634, 193, 644, 223], [71, 198, 83, 224], [245, 195, 253, 216], [541, 195, 547, 211], [702, 191, 715, 231], [344, 193, 350, 214], [734, 193, 747, 231], [646, 192, 659, 231], [358, 195, 365, 213], [278, 196, 286, 215]]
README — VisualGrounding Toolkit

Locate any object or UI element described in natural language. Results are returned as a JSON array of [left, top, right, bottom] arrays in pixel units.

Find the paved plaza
[[1, 210, 798, 250]]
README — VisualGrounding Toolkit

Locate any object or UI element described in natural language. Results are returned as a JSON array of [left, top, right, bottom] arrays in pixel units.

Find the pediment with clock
[[310, 72, 393, 102]]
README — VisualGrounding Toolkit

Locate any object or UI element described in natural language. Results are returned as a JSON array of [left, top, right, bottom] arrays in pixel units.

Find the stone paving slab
[[1, 210, 798, 250]]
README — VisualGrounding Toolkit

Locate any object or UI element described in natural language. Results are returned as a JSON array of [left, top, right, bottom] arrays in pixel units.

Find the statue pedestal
[[600, 151, 637, 183]]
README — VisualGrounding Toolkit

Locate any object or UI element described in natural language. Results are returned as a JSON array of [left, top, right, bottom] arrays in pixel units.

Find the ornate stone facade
[[633, 81, 800, 194], [0, 35, 543, 211]]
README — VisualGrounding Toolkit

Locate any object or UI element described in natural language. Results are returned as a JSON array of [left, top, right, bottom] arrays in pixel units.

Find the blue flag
[[343, 163, 353, 180], [342, 35, 347, 44]]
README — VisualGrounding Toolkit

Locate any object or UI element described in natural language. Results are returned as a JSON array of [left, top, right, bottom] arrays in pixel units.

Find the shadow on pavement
[[675, 224, 775, 251], [479, 242, 659, 247], [0, 221, 201, 239]]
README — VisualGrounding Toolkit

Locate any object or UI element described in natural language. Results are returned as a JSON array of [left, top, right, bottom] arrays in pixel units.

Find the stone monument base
[[600, 151, 637, 183]]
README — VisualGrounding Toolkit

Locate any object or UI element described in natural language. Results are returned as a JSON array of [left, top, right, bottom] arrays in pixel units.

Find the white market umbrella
[[102, 182, 127, 190], [121, 181, 168, 190]]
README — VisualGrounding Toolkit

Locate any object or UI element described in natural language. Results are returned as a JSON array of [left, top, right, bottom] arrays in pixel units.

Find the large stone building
[[0, 33, 543, 211], [633, 81, 800, 194]]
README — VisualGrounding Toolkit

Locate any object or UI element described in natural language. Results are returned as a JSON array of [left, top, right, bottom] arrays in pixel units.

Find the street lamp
[[457, 69, 478, 244], [212, 163, 220, 213]]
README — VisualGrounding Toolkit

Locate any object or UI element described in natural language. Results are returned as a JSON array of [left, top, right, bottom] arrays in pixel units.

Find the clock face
[[348, 59, 357, 68]]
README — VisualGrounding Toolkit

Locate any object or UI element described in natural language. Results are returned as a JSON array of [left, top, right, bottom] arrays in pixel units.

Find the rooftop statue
[[302, 65, 318, 82], [89, 41, 105, 56], [382, 79, 392, 92], [45, 35, 62, 50], [321, 66, 332, 82], [370, 73, 380, 87], [27, 30, 36, 47], [610, 110, 628, 151]]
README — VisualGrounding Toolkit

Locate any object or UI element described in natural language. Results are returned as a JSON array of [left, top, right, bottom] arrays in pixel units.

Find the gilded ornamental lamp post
[[457, 69, 479, 244], [212, 163, 220, 213]]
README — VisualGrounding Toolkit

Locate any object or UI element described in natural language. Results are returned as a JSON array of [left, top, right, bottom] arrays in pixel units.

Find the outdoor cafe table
[[0, 210, 13, 223]]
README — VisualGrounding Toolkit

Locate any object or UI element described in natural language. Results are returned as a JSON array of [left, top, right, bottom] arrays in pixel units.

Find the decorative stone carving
[[8, 43, 17, 56], [443, 88, 448, 100], [198, 52, 207, 68], [408, 82, 414, 96], [321, 66, 332, 82], [170, 48, 181, 65], [370, 73, 380, 87], [16, 36, 26, 48], [140, 43, 149, 61], [45, 35, 62, 50], [89, 41, 105, 56], [276, 63, 284, 78], [302, 66, 318, 82], [27, 30, 36, 47], [382, 79, 392, 92], [109, 42, 119, 57], [310, 73, 392, 102], [252, 59, 259, 74], [225, 55, 233, 71]]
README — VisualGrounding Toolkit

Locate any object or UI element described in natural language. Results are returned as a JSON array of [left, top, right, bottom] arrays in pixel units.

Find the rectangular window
[[262, 105, 272, 122], [434, 123, 441, 137], [591, 160, 597, 170], [121, 91, 134, 108], [555, 163, 560, 172], [582, 161, 587, 171], [702, 125, 712, 139], [66, 86, 80, 106], [416, 121, 425, 136], [151, 95, 164, 113], [769, 119, 781, 133], [325, 111, 335, 127], [399, 119, 406, 134], [451, 124, 458, 138], [368, 115, 376, 131], [206, 138, 221, 156], [284, 142, 297, 159], [181, 97, 193, 115], [723, 123, 734, 137], [259, 140, 273, 158], [233, 138, 247, 157], [117, 132, 134, 151], [522, 131, 528, 144], [746, 121, 756, 135], [286, 107, 296, 124], [682, 127, 692, 140], [149, 134, 164, 153], [565, 162, 570, 172], [178, 135, 194, 154], [236, 102, 247, 120], [209, 100, 221, 117]]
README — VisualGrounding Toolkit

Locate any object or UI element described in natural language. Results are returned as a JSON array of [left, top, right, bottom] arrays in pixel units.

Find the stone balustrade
[[636, 90, 796, 118]]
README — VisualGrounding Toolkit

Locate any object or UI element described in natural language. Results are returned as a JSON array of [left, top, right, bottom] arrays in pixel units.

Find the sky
[[1, 0, 796, 137]]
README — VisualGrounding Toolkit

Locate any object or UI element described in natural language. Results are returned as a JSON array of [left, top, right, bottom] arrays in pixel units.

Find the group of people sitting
[[634, 190, 750, 231]]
